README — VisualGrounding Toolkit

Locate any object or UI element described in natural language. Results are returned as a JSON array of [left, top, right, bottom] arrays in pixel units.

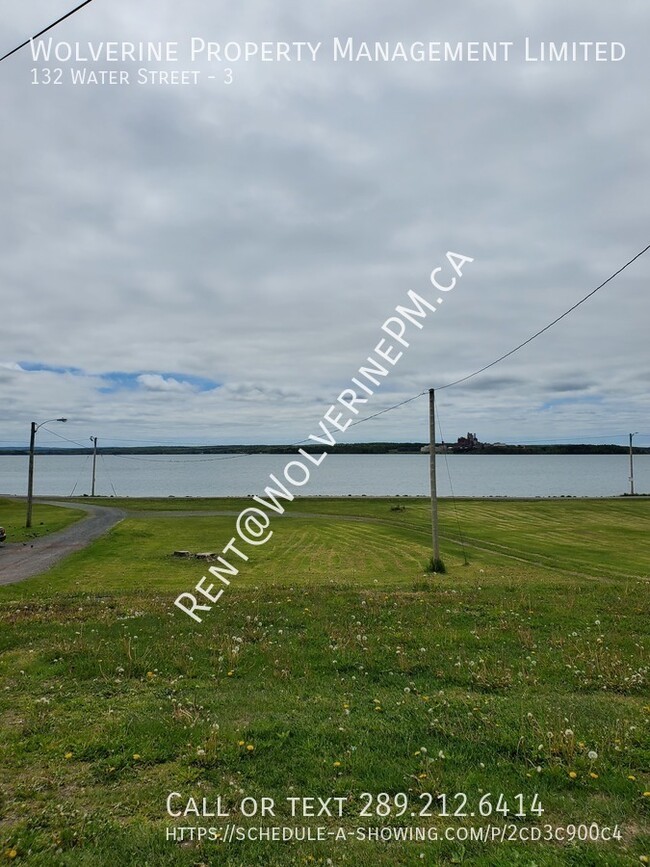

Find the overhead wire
[[20, 243, 650, 459], [69, 454, 90, 496], [0, 0, 95, 63], [435, 242, 650, 391]]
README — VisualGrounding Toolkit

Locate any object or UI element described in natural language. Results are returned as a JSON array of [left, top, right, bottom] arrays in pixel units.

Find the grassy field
[[0, 498, 85, 545], [0, 497, 648, 865]]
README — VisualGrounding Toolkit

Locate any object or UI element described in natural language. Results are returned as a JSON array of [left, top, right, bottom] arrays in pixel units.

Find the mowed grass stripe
[[437, 500, 650, 579], [0, 498, 649, 864], [2, 516, 434, 598]]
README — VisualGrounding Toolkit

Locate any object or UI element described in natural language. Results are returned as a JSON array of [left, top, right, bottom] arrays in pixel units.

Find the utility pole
[[26, 422, 37, 529], [428, 388, 444, 572], [629, 432, 638, 496], [90, 436, 98, 497], [26, 417, 67, 528]]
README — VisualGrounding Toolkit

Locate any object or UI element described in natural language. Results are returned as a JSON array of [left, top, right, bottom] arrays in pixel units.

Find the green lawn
[[0, 498, 648, 865], [0, 498, 85, 544]]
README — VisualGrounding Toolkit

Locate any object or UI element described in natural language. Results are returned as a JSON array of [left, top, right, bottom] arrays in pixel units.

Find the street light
[[629, 431, 639, 496], [26, 417, 68, 528]]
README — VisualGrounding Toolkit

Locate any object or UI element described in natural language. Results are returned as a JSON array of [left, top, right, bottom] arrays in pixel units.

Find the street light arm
[[34, 417, 67, 432]]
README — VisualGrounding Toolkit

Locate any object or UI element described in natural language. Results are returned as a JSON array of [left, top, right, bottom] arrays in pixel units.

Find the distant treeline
[[1, 442, 648, 456]]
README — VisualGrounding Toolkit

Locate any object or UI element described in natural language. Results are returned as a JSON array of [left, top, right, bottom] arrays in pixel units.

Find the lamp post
[[26, 417, 67, 528], [629, 431, 639, 496]]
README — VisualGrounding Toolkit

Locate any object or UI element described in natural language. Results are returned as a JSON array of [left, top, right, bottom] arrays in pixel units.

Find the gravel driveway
[[0, 500, 125, 585]]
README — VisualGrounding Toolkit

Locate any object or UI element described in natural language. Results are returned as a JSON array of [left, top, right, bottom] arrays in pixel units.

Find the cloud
[[136, 373, 197, 393], [0, 1, 648, 448], [546, 380, 596, 393]]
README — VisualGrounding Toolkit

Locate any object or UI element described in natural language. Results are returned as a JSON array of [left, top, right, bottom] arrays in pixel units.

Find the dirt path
[[0, 501, 125, 586]]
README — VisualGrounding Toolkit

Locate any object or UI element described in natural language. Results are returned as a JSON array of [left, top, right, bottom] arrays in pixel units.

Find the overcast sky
[[1, 1, 649, 449]]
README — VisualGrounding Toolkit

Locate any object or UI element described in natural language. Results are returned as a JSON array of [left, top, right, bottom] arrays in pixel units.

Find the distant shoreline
[[1, 443, 648, 456]]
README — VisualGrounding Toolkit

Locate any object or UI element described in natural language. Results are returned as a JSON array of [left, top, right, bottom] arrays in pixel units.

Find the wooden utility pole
[[90, 436, 98, 497], [629, 432, 637, 496], [428, 388, 442, 568], [26, 422, 37, 528], [25, 417, 67, 527]]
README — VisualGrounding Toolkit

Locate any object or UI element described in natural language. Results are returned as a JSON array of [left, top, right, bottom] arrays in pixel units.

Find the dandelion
[[590, 773, 599, 779], [133, 754, 141, 760], [6, 850, 18, 860], [146, 671, 154, 678], [227, 671, 234, 677], [64, 752, 73, 760], [568, 771, 577, 779], [628, 775, 636, 781], [246, 744, 254, 752], [643, 791, 650, 797], [333, 761, 341, 767], [238, 740, 245, 746]]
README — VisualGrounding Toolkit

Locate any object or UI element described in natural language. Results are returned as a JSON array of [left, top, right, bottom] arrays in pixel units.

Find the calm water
[[0, 453, 648, 498]]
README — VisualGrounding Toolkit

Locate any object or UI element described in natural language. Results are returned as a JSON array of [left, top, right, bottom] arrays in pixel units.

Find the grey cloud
[[0, 0, 648, 447], [546, 380, 595, 393]]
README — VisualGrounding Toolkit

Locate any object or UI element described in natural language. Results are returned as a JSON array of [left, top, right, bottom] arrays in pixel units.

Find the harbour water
[[0, 453, 648, 499]]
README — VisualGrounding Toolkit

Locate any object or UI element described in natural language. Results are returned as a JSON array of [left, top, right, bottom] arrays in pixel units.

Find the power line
[[106, 451, 259, 465], [96, 392, 430, 462], [270, 243, 650, 433], [436, 242, 650, 390], [314, 243, 650, 440], [99, 436, 222, 444], [37, 429, 261, 463], [39, 426, 89, 448], [0, 0, 95, 64], [348, 391, 427, 428], [19, 239, 650, 462], [496, 433, 649, 444]]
